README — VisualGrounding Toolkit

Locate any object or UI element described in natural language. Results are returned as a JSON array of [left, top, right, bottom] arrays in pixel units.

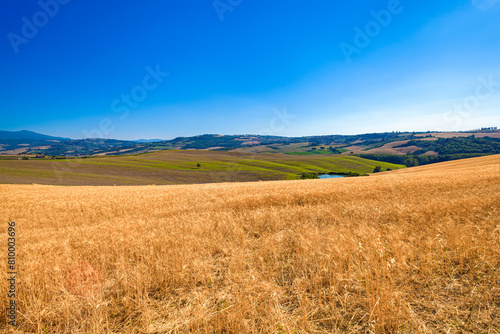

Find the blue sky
[[1, 0, 499, 140]]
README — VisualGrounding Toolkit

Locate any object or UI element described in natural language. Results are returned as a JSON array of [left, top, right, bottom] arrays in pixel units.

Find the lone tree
[[373, 166, 382, 173], [196, 163, 201, 168]]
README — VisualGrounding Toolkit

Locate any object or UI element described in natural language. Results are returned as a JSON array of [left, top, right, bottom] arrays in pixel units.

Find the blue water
[[318, 174, 345, 179]]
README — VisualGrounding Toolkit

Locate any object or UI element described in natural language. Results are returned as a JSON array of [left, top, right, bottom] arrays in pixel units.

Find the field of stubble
[[0, 155, 499, 333]]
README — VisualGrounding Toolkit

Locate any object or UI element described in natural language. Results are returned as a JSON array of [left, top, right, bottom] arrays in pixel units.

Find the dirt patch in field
[[342, 145, 366, 153]]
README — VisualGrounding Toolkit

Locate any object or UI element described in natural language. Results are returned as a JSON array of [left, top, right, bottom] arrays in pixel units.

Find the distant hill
[[0, 130, 71, 155], [134, 139, 165, 143], [0, 130, 70, 141], [1, 129, 499, 159]]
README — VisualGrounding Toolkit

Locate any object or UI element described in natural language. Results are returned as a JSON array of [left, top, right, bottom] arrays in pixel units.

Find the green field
[[242, 143, 349, 155], [0, 150, 405, 186]]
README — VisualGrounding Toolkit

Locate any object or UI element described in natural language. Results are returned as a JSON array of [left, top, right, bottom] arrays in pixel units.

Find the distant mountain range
[[0, 130, 70, 141], [0, 130, 165, 143], [0, 129, 499, 159]]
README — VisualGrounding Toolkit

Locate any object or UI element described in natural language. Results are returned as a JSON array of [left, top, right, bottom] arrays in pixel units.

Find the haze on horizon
[[1, 0, 499, 140]]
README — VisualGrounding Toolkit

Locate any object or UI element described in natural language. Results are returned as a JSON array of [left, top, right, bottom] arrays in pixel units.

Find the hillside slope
[[0, 155, 498, 332], [0, 150, 404, 185]]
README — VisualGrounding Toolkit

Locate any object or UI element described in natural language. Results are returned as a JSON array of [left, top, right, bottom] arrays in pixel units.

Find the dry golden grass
[[1, 155, 499, 333]]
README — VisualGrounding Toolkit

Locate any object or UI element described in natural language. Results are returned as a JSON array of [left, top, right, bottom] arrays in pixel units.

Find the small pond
[[318, 174, 345, 179]]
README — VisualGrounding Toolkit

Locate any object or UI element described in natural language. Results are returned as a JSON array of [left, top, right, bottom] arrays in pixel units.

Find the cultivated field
[[414, 132, 500, 139], [0, 155, 499, 333], [0, 150, 403, 186]]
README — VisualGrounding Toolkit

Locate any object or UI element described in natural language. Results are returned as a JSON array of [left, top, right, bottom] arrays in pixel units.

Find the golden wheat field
[[1, 155, 499, 333]]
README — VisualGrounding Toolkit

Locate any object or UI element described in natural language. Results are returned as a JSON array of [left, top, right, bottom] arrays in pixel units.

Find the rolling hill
[[0, 150, 404, 186], [1, 154, 498, 332], [0, 130, 71, 155], [1, 130, 499, 168]]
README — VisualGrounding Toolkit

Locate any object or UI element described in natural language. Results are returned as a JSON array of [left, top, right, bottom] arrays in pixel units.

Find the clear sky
[[1, 0, 499, 140]]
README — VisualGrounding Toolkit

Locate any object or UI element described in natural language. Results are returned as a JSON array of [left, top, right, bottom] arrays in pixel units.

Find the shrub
[[300, 172, 319, 179]]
